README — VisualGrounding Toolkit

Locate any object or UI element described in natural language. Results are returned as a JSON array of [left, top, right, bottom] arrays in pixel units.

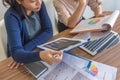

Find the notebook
[[70, 10, 119, 34]]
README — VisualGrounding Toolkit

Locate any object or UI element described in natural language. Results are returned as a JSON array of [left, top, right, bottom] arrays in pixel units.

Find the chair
[[0, 19, 7, 61], [44, 0, 59, 35]]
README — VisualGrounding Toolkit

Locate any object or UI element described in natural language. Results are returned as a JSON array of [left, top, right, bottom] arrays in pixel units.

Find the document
[[37, 53, 117, 80], [70, 10, 119, 34], [86, 61, 117, 80]]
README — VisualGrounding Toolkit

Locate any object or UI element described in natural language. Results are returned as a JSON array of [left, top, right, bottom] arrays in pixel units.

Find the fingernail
[[21, 63, 24, 65], [53, 55, 58, 59]]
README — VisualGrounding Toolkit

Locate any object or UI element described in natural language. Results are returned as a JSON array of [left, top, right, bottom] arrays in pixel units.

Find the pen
[[80, 41, 90, 46], [53, 54, 59, 59], [87, 38, 91, 41]]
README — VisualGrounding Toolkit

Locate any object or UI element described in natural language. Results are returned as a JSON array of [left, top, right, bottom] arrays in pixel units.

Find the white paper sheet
[[38, 53, 117, 80], [70, 10, 119, 33]]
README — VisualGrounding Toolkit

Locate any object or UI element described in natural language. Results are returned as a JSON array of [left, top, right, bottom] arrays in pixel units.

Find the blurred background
[[0, 0, 119, 20]]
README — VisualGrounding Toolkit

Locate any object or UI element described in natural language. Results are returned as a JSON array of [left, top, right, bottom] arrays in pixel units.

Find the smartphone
[[24, 61, 48, 78]]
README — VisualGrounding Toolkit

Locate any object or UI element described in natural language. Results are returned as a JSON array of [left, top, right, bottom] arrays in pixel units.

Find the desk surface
[[0, 12, 120, 80]]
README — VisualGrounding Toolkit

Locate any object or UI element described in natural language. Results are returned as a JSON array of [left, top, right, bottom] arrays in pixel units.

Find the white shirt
[[53, 0, 101, 26]]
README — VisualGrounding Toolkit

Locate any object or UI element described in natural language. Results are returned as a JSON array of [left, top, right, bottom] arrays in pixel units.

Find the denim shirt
[[4, 2, 53, 63]]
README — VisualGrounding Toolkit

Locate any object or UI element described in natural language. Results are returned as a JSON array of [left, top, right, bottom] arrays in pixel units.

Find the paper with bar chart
[[38, 53, 117, 80]]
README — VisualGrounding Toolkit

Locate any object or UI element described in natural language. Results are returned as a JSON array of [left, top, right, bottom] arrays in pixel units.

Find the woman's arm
[[88, 0, 103, 17], [5, 13, 41, 63], [67, 0, 87, 28], [94, 5, 103, 17], [8, 50, 63, 69], [53, 0, 87, 28]]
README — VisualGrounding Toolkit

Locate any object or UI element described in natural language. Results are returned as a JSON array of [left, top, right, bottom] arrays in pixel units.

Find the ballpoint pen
[[53, 54, 58, 59], [80, 40, 90, 46]]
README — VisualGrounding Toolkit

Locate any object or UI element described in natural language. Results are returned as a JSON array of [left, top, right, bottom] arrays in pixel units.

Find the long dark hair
[[2, 0, 27, 20]]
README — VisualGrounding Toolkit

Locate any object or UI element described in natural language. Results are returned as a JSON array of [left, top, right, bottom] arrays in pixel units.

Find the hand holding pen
[[40, 50, 63, 65]]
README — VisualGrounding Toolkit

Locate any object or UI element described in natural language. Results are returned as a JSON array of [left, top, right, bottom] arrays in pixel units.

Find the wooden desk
[[0, 12, 120, 80]]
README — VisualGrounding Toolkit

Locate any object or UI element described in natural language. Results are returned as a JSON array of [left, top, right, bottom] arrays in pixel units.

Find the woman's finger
[[15, 63, 20, 69], [50, 50, 63, 56], [10, 62, 17, 69], [21, 63, 24, 65], [8, 61, 14, 67]]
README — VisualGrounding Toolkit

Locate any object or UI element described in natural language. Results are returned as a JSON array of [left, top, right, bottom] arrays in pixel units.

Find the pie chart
[[88, 64, 98, 76]]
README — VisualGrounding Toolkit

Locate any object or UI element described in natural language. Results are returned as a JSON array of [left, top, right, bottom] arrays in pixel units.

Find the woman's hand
[[40, 50, 63, 65], [68, 0, 87, 28], [78, 0, 87, 6], [92, 13, 105, 18], [8, 59, 23, 69], [95, 14, 105, 17]]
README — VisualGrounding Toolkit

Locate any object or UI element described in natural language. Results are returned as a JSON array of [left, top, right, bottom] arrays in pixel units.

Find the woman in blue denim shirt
[[3, 0, 62, 69]]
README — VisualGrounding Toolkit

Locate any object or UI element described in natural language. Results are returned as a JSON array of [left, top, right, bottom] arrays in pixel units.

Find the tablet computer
[[37, 37, 82, 51]]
